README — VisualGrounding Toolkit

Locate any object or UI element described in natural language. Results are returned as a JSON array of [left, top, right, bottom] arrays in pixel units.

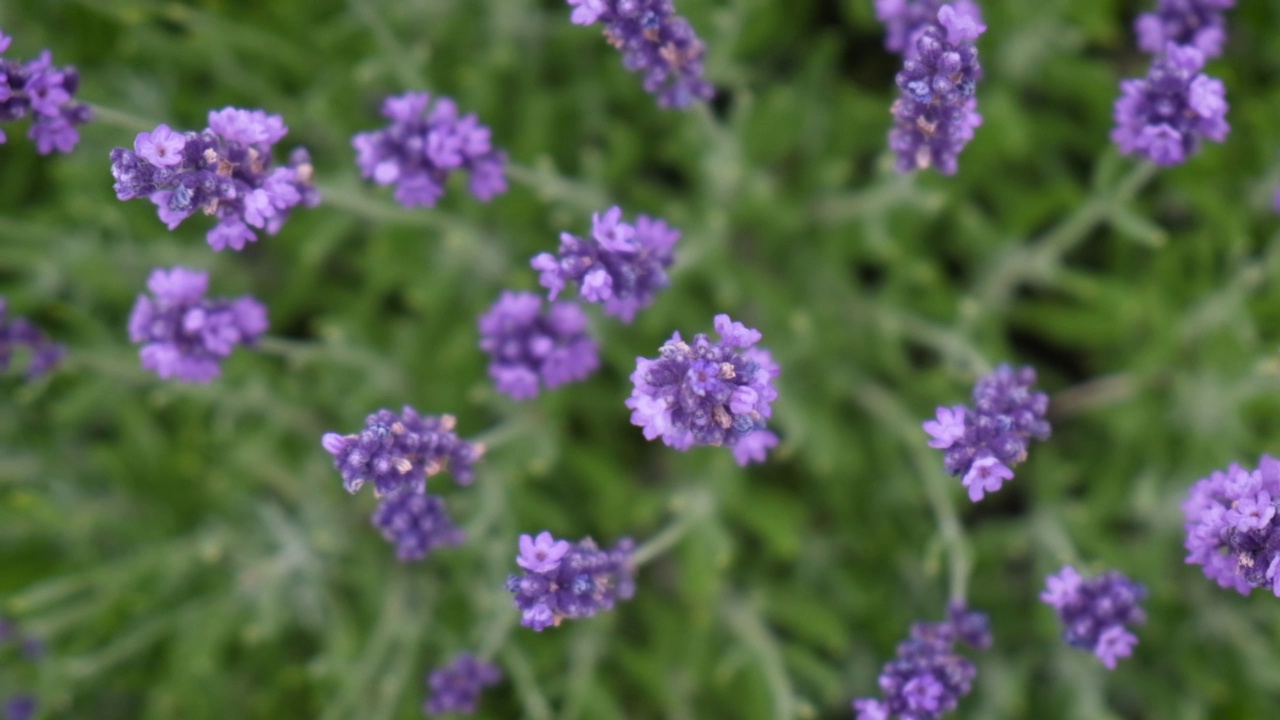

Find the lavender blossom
[[1111, 43, 1228, 166], [627, 315, 779, 465], [506, 531, 636, 631], [887, 5, 986, 175], [322, 408, 482, 496], [0, 31, 92, 153], [1041, 566, 1146, 669], [1183, 455, 1280, 596], [1135, 0, 1234, 59], [0, 298, 65, 380], [532, 206, 679, 322], [565, 0, 714, 109], [126, 267, 267, 383], [874, 0, 984, 57], [371, 487, 465, 562], [109, 108, 319, 251], [2, 697, 35, 720], [851, 603, 990, 720], [424, 653, 502, 716], [352, 91, 507, 208], [922, 364, 1049, 501], [477, 291, 600, 400]]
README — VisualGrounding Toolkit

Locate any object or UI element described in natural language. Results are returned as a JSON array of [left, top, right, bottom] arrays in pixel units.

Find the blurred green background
[[4, 0, 1280, 718]]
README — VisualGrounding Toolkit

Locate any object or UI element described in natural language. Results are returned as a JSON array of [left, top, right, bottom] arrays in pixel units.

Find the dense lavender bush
[[322, 408, 482, 496], [0, 298, 64, 380], [1041, 567, 1147, 669], [0, 30, 92, 153], [423, 654, 502, 716], [477, 291, 600, 400], [506, 531, 636, 631], [1111, 43, 1228, 166], [1183, 455, 1280, 596]]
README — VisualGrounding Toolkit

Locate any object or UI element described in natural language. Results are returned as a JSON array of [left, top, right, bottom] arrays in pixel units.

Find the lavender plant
[[1041, 566, 1146, 669], [506, 531, 636, 631], [423, 653, 502, 716], [352, 91, 507, 208], [626, 314, 779, 465], [477, 291, 600, 400], [0, 298, 64, 381], [0, 30, 92, 154], [370, 487, 466, 562], [1183, 455, 1280, 596], [109, 108, 319, 251], [1135, 0, 1235, 59], [922, 364, 1050, 502], [1111, 43, 1228, 166], [564, 0, 714, 109], [126, 267, 267, 383], [531, 206, 679, 322], [321, 408, 481, 496]]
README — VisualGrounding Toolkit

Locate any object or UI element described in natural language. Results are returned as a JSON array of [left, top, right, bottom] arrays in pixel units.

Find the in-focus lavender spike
[[321, 407, 482, 496], [506, 531, 635, 631]]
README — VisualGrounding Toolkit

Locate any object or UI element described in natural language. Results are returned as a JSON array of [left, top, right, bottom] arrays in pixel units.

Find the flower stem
[[632, 489, 716, 568]]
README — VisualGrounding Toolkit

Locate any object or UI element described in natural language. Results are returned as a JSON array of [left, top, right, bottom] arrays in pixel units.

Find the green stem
[[83, 102, 156, 132], [632, 489, 716, 568], [723, 597, 796, 720]]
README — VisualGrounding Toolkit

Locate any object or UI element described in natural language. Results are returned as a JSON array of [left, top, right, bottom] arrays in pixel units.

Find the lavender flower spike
[[1135, 0, 1235, 60], [532, 206, 679, 322], [352, 91, 507, 208], [126, 267, 267, 383], [110, 108, 319, 251], [922, 363, 1050, 502], [887, 5, 986, 175], [424, 653, 502, 716], [478, 291, 600, 400], [0, 298, 65, 381], [874, 0, 984, 57], [371, 487, 465, 562], [564, 1, 714, 109], [852, 603, 991, 720], [506, 531, 636, 631], [0, 32, 93, 153], [627, 314, 780, 465], [322, 407, 482, 496], [1041, 566, 1146, 669], [1183, 455, 1280, 596], [1111, 43, 1228, 166]]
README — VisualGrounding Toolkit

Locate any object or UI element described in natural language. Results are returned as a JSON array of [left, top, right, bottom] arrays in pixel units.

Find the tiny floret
[[507, 532, 635, 631], [531, 206, 679, 322], [0, 34, 93, 153], [321, 407, 482, 495], [109, 109, 319, 250], [1111, 43, 1229, 166], [627, 315, 779, 465], [0, 297, 65, 381], [1040, 566, 1146, 669], [126, 267, 267, 383], [1183, 455, 1280, 596], [477, 291, 600, 400], [352, 91, 507, 207], [424, 653, 501, 716]]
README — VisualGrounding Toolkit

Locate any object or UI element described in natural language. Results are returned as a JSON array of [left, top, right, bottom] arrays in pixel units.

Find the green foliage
[[4, 0, 1280, 718]]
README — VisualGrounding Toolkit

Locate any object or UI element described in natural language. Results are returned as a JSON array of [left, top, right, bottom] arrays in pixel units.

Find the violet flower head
[[424, 653, 502, 716], [109, 109, 319, 251], [627, 314, 779, 465], [351, 91, 507, 208], [1135, 0, 1235, 59], [0, 298, 65, 381], [477, 291, 600, 400], [1183, 455, 1280, 596], [1041, 566, 1146, 669], [322, 407, 482, 496], [531, 206, 680, 322], [126, 267, 267, 383], [1111, 43, 1229, 166], [888, 5, 986, 175], [0, 34, 93, 153], [564, 0, 714, 109], [851, 604, 990, 720], [506, 532, 636, 631], [371, 487, 465, 562], [923, 363, 1050, 502], [875, 0, 984, 57]]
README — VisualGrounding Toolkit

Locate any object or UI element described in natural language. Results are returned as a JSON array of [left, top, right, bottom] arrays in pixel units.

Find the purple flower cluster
[[506, 531, 636, 631], [874, 0, 984, 57], [352, 91, 507, 208], [1111, 44, 1228, 166], [477, 291, 600, 400], [0, 31, 92, 154], [371, 488, 466, 562], [852, 603, 991, 720], [1041, 566, 1146, 669], [110, 109, 319, 251], [564, 0, 714, 109], [922, 364, 1050, 502], [531, 206, 679, 323], [886, 5, 986, 175], [626, 314, 779, 466], [1136, 0, 1234, 59], [322, 408, 481, 496], [1183, 455, 1280, 596], [126, 267, 268, 383], [424, 653, 502, 716], [0, 298, 64, 381]]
